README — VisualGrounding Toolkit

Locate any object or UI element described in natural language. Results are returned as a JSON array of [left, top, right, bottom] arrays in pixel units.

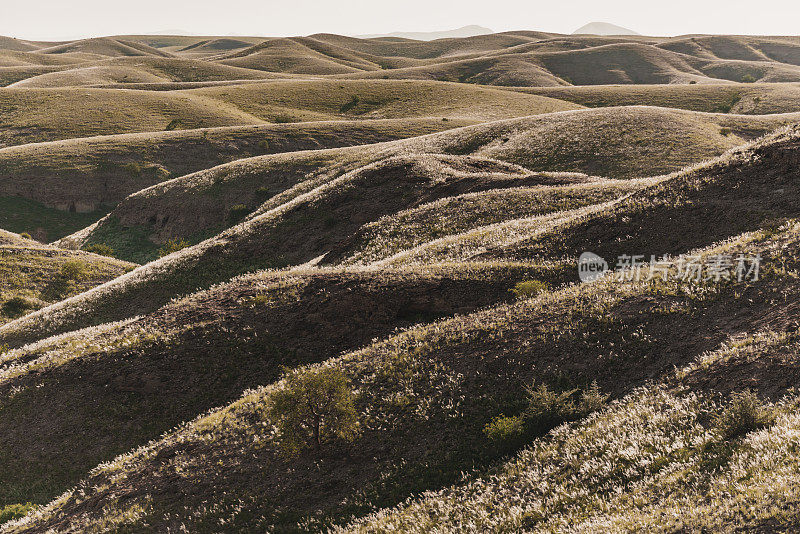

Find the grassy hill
[[512, 82, 800, 114], [0, 117, 471, 220], [0, 261, 567, 510], [6, 220, 798, 532], [0, 238, 133, 326], [2, 108, 792, 345], [0, 80, 579, 147], [0, 87, 266, 147], [5, 28, 800, 533], [62, 105, 794, 262]]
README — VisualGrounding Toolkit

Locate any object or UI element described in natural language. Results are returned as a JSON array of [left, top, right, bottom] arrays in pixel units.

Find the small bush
[[719, 127, 732, 137], [158, 238, 190, 258], [1, 296, 39, 318], [272, 115, 295, 124], [484, 414, 525, 444], [44, 260, 87, 299], [84, 243, 115, 257], [267, 367, 360, 457], [165, 119, 182, 131], [227, 204, 251, 223], [59, 260, 86, 282], [741, 74, 757, 83], [689, 80, 698, 84], [511, 280, 548, 300], [486, 382, 608, 448], [0, 503, 35, 525], [19, 232, 31, 240], [714, 390, 775, 441]]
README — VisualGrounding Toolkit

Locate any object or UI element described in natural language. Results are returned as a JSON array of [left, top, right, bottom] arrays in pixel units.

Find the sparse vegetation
[[83, 243, 115, 257], [5, 26, 800, 534], [0, 503, 35, 526], [157, 238, 190, 257]]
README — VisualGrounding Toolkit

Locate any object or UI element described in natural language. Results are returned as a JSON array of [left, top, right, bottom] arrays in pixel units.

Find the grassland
[[58, 105, 796, 263], [0, 117, 473, 216], [4, 28, 800, 533], [7, 219, 800, 532], [0, 238, 133, 326]]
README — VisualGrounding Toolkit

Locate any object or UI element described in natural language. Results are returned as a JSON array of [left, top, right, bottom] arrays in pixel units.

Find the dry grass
[[9, 220, 800, 532]]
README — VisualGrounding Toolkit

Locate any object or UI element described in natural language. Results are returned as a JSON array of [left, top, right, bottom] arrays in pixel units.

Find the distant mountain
[[357, 25, 493, 41], [573, 22, 639, 36]]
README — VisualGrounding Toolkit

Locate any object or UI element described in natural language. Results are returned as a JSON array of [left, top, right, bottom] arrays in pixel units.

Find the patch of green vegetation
[[227, 204, 251, 224], [165, 118, 182, 131], [1, 296, 40, 318], [0, 196, 108, 242], [339, 95, 360, 114], [697, 390, 776, 473], [40, 260, 86, 300], [83, 217, 158, 264], [267, 367, 360, 458], [715, 94, 742, 113], [484, 381, 607, 450], [157, 238, 190, 258], [510, 280, 548, 300], [0, 502, 35, 525], [741, 74, 757, 83], [83, 243, 115, 257]]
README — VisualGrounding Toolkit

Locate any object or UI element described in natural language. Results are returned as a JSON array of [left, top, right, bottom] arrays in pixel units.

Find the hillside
[[4, 27, 800, 533], [513, 82, 800, 114], [0, 238, 133, 326], [7, 218, 799, 532], [1, 110, 794, 345], [62, 105, 798, 263], [0, 117, 471, 218]]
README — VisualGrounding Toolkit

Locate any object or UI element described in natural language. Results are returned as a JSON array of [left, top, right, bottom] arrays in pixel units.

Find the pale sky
[[2, 0, 799, 41]]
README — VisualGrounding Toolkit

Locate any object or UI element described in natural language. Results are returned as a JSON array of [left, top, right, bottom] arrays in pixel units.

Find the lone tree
[[267, 367, 360, 457]]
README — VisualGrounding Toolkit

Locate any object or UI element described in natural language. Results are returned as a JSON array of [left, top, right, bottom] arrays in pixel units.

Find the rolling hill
[[4, 27, 800, 534]]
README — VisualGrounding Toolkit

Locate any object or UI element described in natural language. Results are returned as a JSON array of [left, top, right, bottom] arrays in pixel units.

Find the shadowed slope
[[9, 221, 800, 532], [35, 38, 173, 58], [0, 261, 566, 508], [0, 117, 471, 214], [4, 107, 793, 344]]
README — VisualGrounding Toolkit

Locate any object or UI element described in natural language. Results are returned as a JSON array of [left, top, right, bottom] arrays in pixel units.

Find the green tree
[[267, 367, 360, 457]]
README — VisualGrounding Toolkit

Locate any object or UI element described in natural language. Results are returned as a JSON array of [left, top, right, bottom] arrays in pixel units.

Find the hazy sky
[[3, 0, 799, 41]]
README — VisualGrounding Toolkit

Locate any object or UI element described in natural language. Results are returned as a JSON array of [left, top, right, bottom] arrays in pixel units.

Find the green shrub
[[165, 119, 182, 131], [511, 280, 548, 300], [43, 260, 87, 299], [484, 414, 526, 444], [714, 390, 775, 441], [267, 367, 360, 457], [1, 296, 39, 318], [0, 503, 35, 525], [59, 260, 86, 282], [719, 127, 732, 137], [689, 80, 698, 84], [19, 232, 31, 240], [272, 115, 295, 124], [486, 382, 608, 448], [227, 204, 251, 223], [84, 243, 115, 257], [158, 238, 190, 258], [741, 74, 757, 83]]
